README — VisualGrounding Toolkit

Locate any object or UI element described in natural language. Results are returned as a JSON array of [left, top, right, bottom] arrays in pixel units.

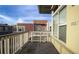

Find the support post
[[31, 32, 32, 42], [4, 39, 7, 54], [40, 32, 41, 42], [13, 36, 15, 53], [0, 40, 3, 54], [7, 38, 10, 54]]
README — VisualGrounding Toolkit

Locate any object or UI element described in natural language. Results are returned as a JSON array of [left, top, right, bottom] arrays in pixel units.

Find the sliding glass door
[[53, 6, 67, 43], [53, 13, 59, 38], [59, 6, 67, 43]]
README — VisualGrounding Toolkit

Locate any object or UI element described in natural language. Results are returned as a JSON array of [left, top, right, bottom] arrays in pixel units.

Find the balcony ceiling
[[38, 5, 52, 14]]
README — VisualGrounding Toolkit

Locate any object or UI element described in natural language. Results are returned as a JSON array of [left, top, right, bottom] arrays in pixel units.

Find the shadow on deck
[[16, 42, 59, 54]]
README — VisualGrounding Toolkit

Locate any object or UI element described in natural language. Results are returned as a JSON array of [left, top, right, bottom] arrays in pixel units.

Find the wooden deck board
[[16, 42, 59, 54]]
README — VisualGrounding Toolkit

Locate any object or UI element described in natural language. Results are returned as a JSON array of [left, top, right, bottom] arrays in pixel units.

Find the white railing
[[0, 31, 51, 54], [30, 31, 51, 42], [0, 32, 28, 54]]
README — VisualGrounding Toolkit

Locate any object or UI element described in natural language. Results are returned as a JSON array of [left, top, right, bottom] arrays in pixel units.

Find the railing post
[[4, 39, 7, 54], [18, 35, 21, 49], [31, 32, 32, 42], [10, 37, 12, 54], [0, 40, 3, 54], [14, 36, 16, 53], [0, 32, 33, 54], [13, 36, 15, 54], [47, 32, 48, 42], [16, 36, 18, 51], [7, 38, 10, 54], [20, 34, 21, 48], [11, 36, 14, 54], [22, 34, 24, 45], [40, 32, 41, 42], [0, 40, 1, 54], [20, 35, 22, 47], [23, 33, 25, 44], [14, 36, 17, 52]]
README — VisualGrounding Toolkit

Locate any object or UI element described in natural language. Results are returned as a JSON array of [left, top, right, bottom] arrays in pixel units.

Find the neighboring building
[[33, 20, 49, 31], [16, 20, 49, 32], [0, 24, 14, 35], [16, 24, 25, 32], [16, 23, 34, 32], [25, 23, 34, 31], [51, 5, 79, 53]]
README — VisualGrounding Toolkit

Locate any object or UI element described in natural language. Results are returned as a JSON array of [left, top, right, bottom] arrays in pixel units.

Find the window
[[19, 29, 22, 31], [53, 6, 67, 43], [53, 13, 59, 38], [59, 7, 66, 25], [59, 6, 67, 43], [0, 27, 2, 32]]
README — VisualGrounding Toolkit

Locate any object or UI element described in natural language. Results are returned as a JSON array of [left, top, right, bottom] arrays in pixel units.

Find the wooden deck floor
[[16, 42, 59, 54]]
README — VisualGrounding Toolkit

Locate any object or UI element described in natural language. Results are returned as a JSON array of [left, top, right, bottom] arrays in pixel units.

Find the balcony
[[0, 31, 59, 54]]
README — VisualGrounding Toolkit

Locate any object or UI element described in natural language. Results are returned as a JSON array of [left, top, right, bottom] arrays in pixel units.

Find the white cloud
[[16, 16, 51, 24], [22, 16, 51, 20], [16, 18, 24, 23], [0, 15, 13, 21], [16, 18, 32, 24], [0, 14, 15, 25]]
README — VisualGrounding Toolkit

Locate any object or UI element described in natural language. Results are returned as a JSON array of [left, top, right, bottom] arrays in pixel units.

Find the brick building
[[33, 20, 48, 31], [16, 23, 34, 32]]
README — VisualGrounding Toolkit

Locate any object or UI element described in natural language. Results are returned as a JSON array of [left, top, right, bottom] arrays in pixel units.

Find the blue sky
[[0, 5, 51, 25]]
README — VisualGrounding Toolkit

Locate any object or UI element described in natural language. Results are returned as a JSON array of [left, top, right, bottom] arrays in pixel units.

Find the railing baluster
[[14, 36, 16, 52], [10, 37, 12, 54], [16, 35, 18, 51], [14, 36, 15, 53], [0, 39, 1, 54], [19, 34, 22, 49], [31, 32, 32, 42], [12, 36, 15, 53], [22, 34, 24, 45], [11, 36, 13, 54], [4, 38, 7, 54], [47, 33, 48, 42], [30, 31, 50, 42], [23, 33, 25, 44], [40, 32, 41, 42], [9, 37, 11, 54], [18, 35, 20, 49], [0, 32, 31, 54], [15, 35, 18, 52], [7, 37, 10, 54], [0, 39, 3, 54], [2, 39, 5, 54], [1, 40, 3, 54]]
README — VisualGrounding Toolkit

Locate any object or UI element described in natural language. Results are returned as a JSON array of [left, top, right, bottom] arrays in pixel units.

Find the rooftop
[[33, 20, 48, 24]]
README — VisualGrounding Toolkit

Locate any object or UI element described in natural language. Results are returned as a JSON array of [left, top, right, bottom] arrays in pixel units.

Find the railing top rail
[[32, 31, 51, 32], [0, 31, 28, 37], [31, 31, 51, 33], [0, 31, 51, 38], [31, 31, 51, 37]]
